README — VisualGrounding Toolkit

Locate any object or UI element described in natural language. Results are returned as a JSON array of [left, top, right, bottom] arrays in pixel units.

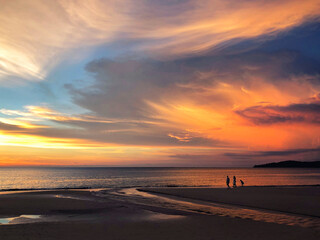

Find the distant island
[[254, 160, 320, 168]]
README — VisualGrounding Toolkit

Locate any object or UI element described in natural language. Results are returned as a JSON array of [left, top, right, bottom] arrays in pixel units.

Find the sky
[[0, 0, 320, 167]]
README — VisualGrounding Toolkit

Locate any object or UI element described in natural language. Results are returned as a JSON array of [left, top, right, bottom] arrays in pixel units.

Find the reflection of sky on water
[[0, 215, 41, 224]]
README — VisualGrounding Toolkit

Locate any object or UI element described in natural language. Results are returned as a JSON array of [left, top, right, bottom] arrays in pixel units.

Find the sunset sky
[[0, 0, 320, 166]]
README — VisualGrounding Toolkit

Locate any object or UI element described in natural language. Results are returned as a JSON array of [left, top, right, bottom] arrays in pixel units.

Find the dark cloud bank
[[235, 101, 320, 125]]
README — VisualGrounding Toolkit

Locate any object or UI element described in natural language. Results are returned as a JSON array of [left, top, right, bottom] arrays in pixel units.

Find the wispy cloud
[[1, 0, 319, 81]]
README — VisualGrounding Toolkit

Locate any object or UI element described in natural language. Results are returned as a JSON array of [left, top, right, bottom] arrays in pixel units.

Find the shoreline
[[139, 186, 320, 218], [1, 185, 320, 217], [1, 184, 319, 193]]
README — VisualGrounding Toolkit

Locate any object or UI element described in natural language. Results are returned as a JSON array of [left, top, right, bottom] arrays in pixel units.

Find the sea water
[[0, 167, 319, 191]]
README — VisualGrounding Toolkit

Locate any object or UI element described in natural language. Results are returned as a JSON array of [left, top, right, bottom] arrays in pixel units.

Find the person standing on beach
[[240, 179, 244, 187], [226, 176, 230, 188], [233, 176, 237, 188]]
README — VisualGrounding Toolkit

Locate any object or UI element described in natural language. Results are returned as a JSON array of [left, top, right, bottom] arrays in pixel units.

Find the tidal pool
[[0, 215, 41, 224]]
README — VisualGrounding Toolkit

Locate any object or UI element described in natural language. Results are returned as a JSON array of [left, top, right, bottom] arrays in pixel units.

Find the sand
[[0, 187, 319, 240], [140, 186, 320, 217]]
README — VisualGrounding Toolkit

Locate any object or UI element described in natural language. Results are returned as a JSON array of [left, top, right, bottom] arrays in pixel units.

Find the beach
[[140, 186, 320, 217], [0, 186, 319, 240]]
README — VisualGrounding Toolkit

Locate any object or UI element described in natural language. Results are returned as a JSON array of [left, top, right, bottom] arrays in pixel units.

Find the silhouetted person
[[233, 176, 237, 188], [226, 176, 230, 188], [240, 179, 244, 187]]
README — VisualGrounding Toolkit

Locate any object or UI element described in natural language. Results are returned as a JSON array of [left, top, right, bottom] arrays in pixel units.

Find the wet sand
[[140, 186, 320, 217], [0, 187, 319, 240]]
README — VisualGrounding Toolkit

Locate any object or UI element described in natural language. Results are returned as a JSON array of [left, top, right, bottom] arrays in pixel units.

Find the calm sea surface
[[0, 167, 319, 191]]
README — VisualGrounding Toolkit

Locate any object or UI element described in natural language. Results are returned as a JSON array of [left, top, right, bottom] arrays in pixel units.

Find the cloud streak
[[1, 0, 320, 81], [224, 148, 320, 162], [236, 101, 320, 125], [0, 104, 219, 148]]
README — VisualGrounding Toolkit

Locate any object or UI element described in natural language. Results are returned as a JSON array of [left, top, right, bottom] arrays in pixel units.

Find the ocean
[[0, 167, 319, 191]]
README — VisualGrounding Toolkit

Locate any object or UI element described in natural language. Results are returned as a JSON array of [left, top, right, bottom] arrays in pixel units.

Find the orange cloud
[[146, 73, 320, 151]]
